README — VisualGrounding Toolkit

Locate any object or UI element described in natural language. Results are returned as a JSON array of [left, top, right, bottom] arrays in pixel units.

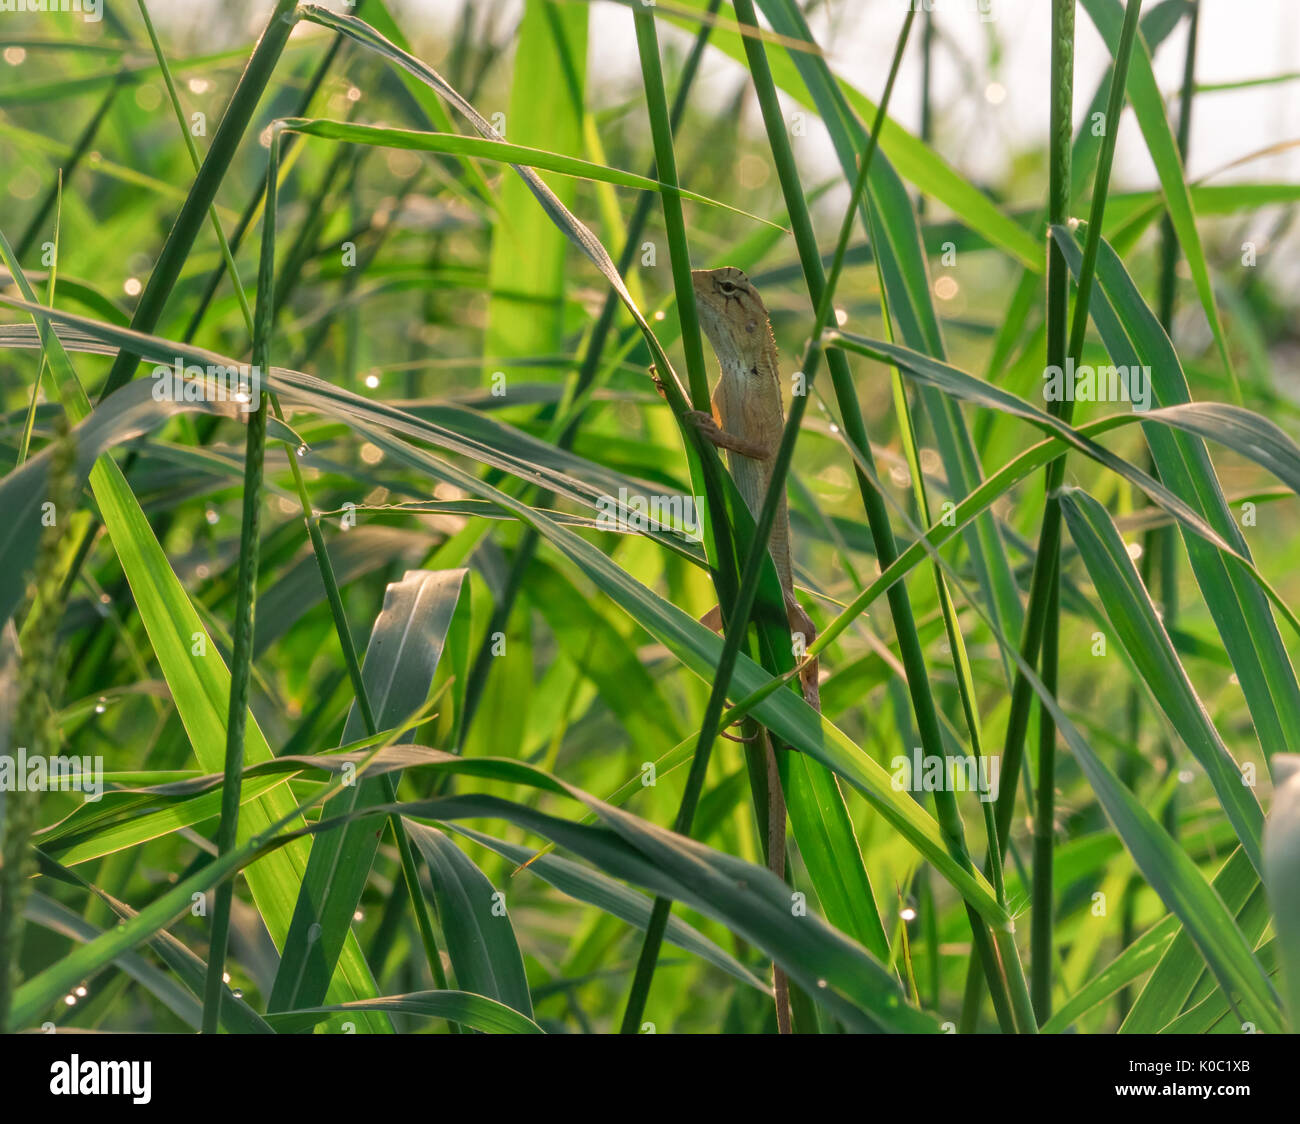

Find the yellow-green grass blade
[[278, 117, 783, 229], [0, 229, 389, 1033], [1059, 487, 1265, 874], [1055, 226, 1300, 765]]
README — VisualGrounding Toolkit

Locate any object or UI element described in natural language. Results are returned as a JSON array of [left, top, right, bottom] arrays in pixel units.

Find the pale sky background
[[146, 0, 1299, 288], [153, 1, 1300, 191], [400, 0, 1300, 190]]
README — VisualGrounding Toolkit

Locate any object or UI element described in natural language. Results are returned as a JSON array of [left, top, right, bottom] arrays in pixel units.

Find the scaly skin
[[687, 265, 820, 1034]]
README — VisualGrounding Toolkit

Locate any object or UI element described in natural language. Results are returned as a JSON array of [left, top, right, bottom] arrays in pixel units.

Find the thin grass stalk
[[917, 6, 933, 217], [1151, 0, 1196, 839], [620, 3, 916, 1034], [0, 418, 75, 1032], [1019, 0, 1143, 1023], [1022, 5, 1076, 1020], [200, 135, 278, 1035]]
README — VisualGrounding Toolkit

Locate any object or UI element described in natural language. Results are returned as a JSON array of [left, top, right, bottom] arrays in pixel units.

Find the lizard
[[679, 265, 820, 1033]]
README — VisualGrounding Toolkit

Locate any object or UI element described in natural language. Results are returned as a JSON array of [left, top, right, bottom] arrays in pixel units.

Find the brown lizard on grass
[[683, 265, 821, 1032]]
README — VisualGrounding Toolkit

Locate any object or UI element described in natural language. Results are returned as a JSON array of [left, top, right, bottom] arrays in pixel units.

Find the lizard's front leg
[[685, 410, 772, 461]]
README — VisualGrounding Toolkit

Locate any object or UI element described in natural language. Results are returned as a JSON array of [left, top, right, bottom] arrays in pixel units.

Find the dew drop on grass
[[94, 698, 107, 714], [307, 922, 322, 943], [231, 988, 243, 999]]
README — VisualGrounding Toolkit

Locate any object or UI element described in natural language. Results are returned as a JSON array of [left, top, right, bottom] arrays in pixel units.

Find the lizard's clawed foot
[[685, 409, 721, 437], [686, 410, 771, 459], [649, 363, 667, 400]]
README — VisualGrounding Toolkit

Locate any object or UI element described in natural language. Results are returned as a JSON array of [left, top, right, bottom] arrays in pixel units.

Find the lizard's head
[[691, 266, 774, 371]]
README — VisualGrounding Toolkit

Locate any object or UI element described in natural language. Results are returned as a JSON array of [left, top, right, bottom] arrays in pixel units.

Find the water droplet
[[231, 987, 243, 999], [296, 444, 308, 458], [816, 978, 828, 989], [205, 507, 219, 525], [74, 985, 87, 997], [94, 698, 107, 714], [307, 922, 322, 943], [353, 910, 364, 922], [64, 994, 77, 1006], [899, 906, 918, 923]]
